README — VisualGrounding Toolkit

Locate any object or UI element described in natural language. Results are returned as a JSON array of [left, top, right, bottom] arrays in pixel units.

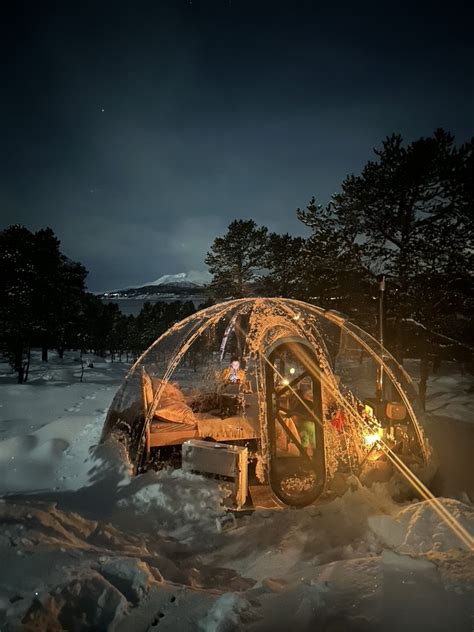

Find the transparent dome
[[102, 298, 432, 506]]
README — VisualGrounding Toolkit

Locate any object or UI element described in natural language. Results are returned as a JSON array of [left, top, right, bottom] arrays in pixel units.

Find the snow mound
[[0, 415, 122, 494], [0, 502, 143, 629], [99, 557, 159, 605], [204, 481, 399, 582], [369, 498, 474, 554], [0, 500, 250, 631], [397, 498, 474, 554], [20, 572, 129, 631], [199, 593, 253, 632], [117, 469, 227, 541]]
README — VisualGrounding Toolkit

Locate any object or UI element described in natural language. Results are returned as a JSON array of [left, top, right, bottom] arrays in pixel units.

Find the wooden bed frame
[[141, 368, 259, 450]]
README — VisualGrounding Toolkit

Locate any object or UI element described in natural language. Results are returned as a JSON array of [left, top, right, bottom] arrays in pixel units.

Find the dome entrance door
[[265, 339, 326, 506]]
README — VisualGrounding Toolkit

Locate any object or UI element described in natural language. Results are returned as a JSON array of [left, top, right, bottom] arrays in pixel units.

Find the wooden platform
[[149, 414, 259, 448]]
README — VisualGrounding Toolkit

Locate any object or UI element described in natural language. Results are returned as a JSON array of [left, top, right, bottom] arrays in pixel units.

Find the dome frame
[[102, 298, 433, 507]]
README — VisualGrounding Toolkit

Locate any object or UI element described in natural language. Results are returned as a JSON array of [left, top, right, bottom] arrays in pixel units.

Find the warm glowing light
[[364, 432, 380, 446], [136, 298, 473, 552], [364, 403, 374, 417], [260, 313, 474, 551], [289, 367, 296, 375]]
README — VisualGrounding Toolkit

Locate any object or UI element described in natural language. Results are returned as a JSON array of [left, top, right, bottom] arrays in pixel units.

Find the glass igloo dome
[[102, 298, 432, 506]]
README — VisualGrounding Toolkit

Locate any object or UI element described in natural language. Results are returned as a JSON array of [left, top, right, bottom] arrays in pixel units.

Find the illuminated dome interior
[[103, 298, 431, 506]]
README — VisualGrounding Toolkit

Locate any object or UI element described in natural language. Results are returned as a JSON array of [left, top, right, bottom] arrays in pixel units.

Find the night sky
[[2, 0, 473, 291]]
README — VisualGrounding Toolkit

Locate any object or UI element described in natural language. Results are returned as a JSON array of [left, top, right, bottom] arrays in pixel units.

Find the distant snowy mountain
[[98, 270, 211, 300], [148, 270, 212, 287]]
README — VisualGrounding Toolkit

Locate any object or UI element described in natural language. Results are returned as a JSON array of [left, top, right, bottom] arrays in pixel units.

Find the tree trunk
[[23, 347, 31, 383], [80, 350, 85, 383], [433, 347, 441, 374], [17, 363, 24, 384], [58, 348, 65, 359], [15, 347, 24, 384], [42, 346, 48, 362], [419, 336, 430, 411]]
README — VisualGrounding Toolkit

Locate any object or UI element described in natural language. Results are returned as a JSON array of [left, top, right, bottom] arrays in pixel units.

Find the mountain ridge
[[98, 270, 211, 299]]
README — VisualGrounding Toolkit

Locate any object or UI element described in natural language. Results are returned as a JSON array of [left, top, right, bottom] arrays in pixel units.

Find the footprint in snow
[[65, 404, 81, 412]]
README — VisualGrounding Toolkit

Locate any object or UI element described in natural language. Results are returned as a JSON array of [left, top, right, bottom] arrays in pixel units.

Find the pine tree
[[0, 226, 38, 382], [300, 129, 473, 362], [262, 233, 307, 298], [205, 219, 268, 298], [0, 225, 89, 379], [297, 200, 375, 325]]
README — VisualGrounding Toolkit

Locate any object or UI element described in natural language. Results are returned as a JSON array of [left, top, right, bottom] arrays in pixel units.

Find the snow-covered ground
[[0, 352, 129, 495], [404, 359, 474, 425], [0, 353, 472, 631]]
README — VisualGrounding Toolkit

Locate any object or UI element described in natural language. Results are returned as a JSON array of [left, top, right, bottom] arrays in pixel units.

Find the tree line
[[205, 129, 473, 373], [2, 129, 472, 384], [0, 225, 196, 383]]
